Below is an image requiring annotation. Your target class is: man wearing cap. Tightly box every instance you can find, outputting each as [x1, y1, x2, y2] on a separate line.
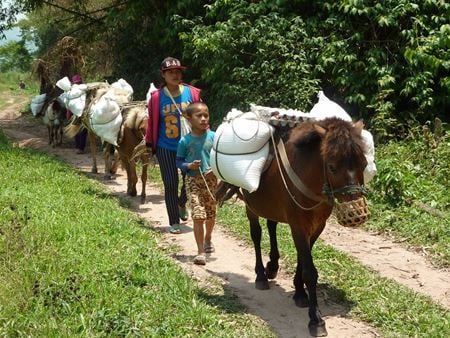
[145, 57, 202, 234]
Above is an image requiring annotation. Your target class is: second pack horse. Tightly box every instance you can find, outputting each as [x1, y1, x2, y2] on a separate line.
[217, 117, 370, 337]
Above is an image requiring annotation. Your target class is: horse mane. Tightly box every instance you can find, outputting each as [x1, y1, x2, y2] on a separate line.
[288, 117, 366, 162]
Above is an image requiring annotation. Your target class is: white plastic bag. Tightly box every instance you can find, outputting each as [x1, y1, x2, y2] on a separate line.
[309, 91, 352, 122]
[211, 113, 273, 192]
[30, 94, 47, 116]
[56, 76, 71, 91]
[211, 143, 269, 193]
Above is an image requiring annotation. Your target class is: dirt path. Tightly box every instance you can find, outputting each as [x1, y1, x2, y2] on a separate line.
[1, 104, 449, 338]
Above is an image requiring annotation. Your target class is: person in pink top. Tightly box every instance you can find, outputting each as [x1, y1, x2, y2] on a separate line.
[145, 57, 202, 234]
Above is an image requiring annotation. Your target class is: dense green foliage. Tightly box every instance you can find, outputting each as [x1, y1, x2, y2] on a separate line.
[368, 123, 450, 266]
[0, 40, 32, 72]
[0, 140, 274, 337]
[5, 0, 449, 138]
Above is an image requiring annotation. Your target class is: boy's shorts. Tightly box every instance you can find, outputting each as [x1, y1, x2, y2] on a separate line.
[186, 171, 217, 220]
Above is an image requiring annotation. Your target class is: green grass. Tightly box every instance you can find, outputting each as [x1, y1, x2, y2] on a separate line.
[0, 71, 39, 110]
[366, 128, 450, 267]
[0, 138, 274, 337]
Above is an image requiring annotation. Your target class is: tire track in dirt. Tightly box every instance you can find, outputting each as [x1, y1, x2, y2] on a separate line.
[1, 107, 448, 337]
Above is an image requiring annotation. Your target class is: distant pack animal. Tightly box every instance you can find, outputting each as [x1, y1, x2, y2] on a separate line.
[104, 102, 150, 203]
[43, 99, 66, 147]
[65, 83, 122, 176]
[216, 117, 370, 337]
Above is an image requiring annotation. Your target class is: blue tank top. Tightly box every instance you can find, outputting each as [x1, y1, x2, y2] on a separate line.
[157, 85, 193, 151]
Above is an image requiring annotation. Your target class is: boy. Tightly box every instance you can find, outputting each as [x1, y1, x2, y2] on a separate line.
[176, 102, 217, 265]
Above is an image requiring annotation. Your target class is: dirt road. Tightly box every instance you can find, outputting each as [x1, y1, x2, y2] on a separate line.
[1, 102, 448, 338]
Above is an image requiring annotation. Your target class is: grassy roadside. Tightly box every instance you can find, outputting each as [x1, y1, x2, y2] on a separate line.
[0, 72, 38, 111]
[0, 133, 275, 337]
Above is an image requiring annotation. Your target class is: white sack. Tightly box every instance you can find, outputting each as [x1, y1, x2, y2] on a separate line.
[361, 129, 377, 184]
[146, 83, 158, 103]
[65, 84, 88, 117]
[111, 79, 133, 103]
[309, 91, 352, 122]
[30, 94, 46, 116]
[212, 113, 273, 192]
[214, 117, 273, 155]
[211, 143, 270, 193]
[56, 76, 71, 91]
[91, 113, 123, 146]
[90, 95, 121, 124]
[89, 95, 122, 145]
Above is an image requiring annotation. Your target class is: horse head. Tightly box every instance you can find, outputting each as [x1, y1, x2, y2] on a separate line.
[315, 118, 369, 226]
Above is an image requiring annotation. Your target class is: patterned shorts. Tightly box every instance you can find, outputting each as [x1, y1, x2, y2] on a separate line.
[186, 171, 217, 220]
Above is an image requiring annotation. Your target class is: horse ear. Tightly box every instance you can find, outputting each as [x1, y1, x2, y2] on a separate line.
[354, 120, 364, 134]
[313, 124, 327, 137]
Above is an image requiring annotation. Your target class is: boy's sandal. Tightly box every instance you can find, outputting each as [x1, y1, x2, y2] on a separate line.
[179, 209, 189, 222]
[193, 254, 206, 265]
[204, 242, 215, 253]
[169, 224, 181, 234]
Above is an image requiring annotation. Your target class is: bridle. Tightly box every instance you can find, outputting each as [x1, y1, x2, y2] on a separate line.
[270, 130, 367, 210]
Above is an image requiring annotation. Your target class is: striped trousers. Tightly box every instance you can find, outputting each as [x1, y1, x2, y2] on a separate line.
[156, 147, 187, 225]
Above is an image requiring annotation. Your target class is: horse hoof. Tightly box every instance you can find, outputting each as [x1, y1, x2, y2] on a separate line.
[255, 280, 270, 290]
[91, 168, 98, 174]
[265, 261, 279, 279]
[293, 294, 309, 308]
[140, 196, 146, 204]
[308, 321, 327, 337]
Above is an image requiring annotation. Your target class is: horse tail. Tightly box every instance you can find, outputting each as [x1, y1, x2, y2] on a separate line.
[64, 118, 83, 138]
[130, 139, 151, 163]
[215, 181, 242, 207]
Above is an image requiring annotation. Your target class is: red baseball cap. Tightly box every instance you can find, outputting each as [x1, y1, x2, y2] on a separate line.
[160, 57, 187, 71]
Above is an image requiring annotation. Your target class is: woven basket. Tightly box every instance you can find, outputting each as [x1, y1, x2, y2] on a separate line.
[334, 196, 370, 227]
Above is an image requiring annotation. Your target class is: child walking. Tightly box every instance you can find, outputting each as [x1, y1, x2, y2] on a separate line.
[176, 102, 217, 265]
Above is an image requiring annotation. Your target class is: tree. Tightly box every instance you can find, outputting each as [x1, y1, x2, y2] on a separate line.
[0, 39, 32, 72]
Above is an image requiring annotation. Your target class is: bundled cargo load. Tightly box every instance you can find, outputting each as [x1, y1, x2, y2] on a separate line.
[30, 94, 47, 116]
[213, 91, 377, 193]
[211, 109, 274, 193]
[56, 76, 134, 145]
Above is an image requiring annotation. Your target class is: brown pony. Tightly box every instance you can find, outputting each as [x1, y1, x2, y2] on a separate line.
[217, 117, 369, 337]
[104, 102, 150, 203]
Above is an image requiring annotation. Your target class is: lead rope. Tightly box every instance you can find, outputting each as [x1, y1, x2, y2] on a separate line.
[269, 129, 324, 211]
[199, 169, 216, 201]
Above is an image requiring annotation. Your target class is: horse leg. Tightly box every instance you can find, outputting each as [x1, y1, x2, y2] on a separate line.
[265, 219, 279, 279]
[47, 125, 52, 145]
[293, 255, 309, 308]
[51, 125, 56, 147]
[247, 208, 269, 290]
[58, 126, 63, 145]
[88, 131, 97, 173]
[129, 160, 138, 196]
[140, 162, 148, 204]
[292, 234, 327, 337]
[103, 144, 115, 179]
